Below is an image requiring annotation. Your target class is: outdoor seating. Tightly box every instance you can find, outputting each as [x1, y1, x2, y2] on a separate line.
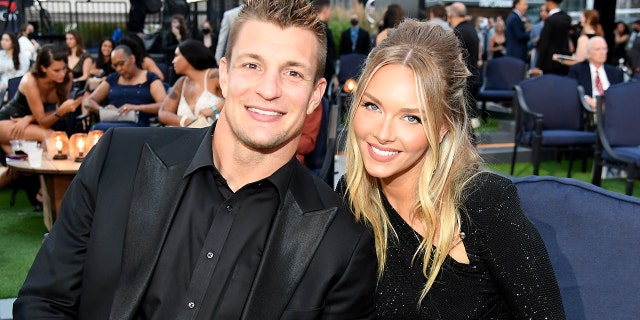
[476, 56, 527, 121]
[514, 175, 640, 319]
[591, 81, 640, 196]
[511, 75, 595, 177]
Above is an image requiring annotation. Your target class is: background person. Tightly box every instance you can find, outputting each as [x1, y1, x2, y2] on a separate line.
[488, 20, 507, 59]
[65, 30, 92, 81]
[339, 13, 371, 56]
[18, 23, 39, 62]
[0, 32, 30, 94]
[158, 40, 224, 127]
[375, 3, 405, 46]
[119, 34, 165, 81]
[339, 19, 565, 319]
[194, 20, 218, 61]
[85, 44, 166, 131]
[533, 0, 572, 75]
[13, 0, 377, 318]
[612, 21, 631, 65]
[552, 9, 604, 67]
[505, 0, 530, 62]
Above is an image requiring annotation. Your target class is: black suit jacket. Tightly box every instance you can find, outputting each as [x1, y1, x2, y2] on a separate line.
[567, 60, 624, 96]
[536, 10, 572, 75]
[505, 11, 530, 62]
[13, 126, 377, 319]
[339, 27, 371, 56]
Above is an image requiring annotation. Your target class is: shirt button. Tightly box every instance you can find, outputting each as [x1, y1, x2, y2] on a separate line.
[226, 205, 232, 212]
[188, 302, 195, 309]
[206, 252, 214, 259]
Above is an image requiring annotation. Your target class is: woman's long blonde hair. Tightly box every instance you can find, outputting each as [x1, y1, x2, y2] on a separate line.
[344, 19, 482, 303]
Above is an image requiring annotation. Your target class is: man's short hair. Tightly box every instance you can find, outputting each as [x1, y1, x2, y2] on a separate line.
[226, 0, 327, 82]
[512, 0, 522, 9]
[547, 0, 563, 4]
[311, 0, 330, 14]
[430, 4, 447, 20]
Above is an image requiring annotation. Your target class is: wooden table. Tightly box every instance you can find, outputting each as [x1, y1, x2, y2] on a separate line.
[7, 155, 81, 230]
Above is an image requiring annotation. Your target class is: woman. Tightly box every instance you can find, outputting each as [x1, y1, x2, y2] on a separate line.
[162, 14, 188, 65]
[339, 19, 565, 319]
[158, 40, 223, 127]
[612, 21, 631, 65]
[0, 44, 82, 153]
[120, 35, 165, 81]
[89, 38, 115, 79]
[489, 20, 506, 59]
[375, 4, 405, 46]
[555, 10, 603, 67]
[195, 20, 217, 60]
[85, 44, 165, 131]
[65, 30, 92, 81]
[0, 31, 30, 93]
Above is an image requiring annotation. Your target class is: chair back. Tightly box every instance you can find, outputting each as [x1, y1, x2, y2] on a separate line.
[7, 76, 22, 101]
[513, 175, 640, 319]
[516, 75, 583, 130]
[602, 81, 640, 146]
[482, 56, 527, 90]
[337, 53, 367, 84]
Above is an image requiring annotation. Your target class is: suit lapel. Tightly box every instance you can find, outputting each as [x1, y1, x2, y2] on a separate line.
[241, 171, 338, 319]
[109, 143, 191, 319]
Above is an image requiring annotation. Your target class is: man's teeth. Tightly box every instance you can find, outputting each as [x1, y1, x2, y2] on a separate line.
[371, 145, 398, 156]
[248, 107, 282, 116]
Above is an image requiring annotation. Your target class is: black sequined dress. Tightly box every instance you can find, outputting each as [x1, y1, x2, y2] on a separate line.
[376, 172, 565, 319]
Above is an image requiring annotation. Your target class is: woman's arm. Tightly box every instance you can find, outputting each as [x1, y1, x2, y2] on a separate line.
[77, 55, 93, 81]
[158, 77, 185, 126]
[122, 79, 166, 115]
[85, 80, 110, 114]
[143, 57, 165, 81]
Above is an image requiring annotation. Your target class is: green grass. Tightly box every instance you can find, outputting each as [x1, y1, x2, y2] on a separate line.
[489, 159, 640, 197]
[0, 189, 47, 299]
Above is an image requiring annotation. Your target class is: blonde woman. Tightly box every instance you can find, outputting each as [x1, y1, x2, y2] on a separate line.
[338, 19, 565, 319]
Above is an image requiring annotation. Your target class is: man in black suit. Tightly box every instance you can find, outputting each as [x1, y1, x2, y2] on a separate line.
[339, 13, 371, 56]
[568, 36, 624, 110]
[533, 0, 571, 75]
[13, 0, 377, 319]
[505, 0, 530, 62]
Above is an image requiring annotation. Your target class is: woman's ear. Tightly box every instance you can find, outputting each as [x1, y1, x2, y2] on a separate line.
[439, 126, 449, 143]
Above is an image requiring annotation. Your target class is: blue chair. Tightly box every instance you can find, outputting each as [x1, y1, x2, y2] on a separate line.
[7, 75, 22, 101]
[513, 175, 640, 319]
[591, 81, 640, 196]
[511, 75, 595, 177]
[476, 56, 527, 121]
[337, 53, 367, 85]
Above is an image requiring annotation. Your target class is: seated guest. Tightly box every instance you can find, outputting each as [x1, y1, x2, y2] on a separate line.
[0, 31, 30, 94]
[65, 30, 92, 81]
[119, 35, 165, 81]
[0, 45, 82, 153]
[85, 44, 166, 131]
[87, 38, 115, 92]
[158, 40, 223, 128]
[568, 36, 623, 110]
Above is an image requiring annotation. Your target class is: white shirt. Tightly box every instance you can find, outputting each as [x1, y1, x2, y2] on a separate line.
[548, 8, 561, 17]
[0, 50, 30, 88]
[18, 36, 37, 61]
[589, 63, 610, 97]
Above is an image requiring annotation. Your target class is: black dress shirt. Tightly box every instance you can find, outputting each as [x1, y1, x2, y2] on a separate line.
[139, 128, 295, 319]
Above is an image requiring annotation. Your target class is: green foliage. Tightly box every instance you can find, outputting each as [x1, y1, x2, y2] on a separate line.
[0, 190, 47, 298]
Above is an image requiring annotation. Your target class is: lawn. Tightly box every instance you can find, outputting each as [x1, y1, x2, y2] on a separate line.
[0, 189, 47, 299]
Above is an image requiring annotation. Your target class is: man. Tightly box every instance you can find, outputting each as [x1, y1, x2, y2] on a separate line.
[505, 0, 530, 62]
[13, 0, 377, 319]
[215, 0, 246, 65]
[528, 4, 548, 70]
[429, 4, 452, 32]
[339, 13, 371, 56]
[533, 0, 571, 75]
[18, 23, 39, 62]
[568, 36, 623, 110]
[448, 2, 480, 122]
[314, 0, 337, 96]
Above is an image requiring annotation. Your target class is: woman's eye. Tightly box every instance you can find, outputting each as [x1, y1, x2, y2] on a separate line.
[361, 102, 379, 111]
[404, 115, 422, 124]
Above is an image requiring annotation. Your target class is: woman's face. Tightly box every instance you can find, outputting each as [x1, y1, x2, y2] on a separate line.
[100, 41, 113, 57]
[616, 23, 625, 33]
[495, 23, 505, 34]
[171, 19, 180, 29]
[111, 49, 136, 79]
[65, 34, 77, 49]
[353, 64, 431, 183]
[1, 34, 11, 50]
[43, 60, 68, 83]
[172, 48, 188, 74]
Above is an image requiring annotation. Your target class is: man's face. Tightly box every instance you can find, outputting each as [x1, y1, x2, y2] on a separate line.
[588, 38, 608, 66]
[516, 0, 528, 15]
[218, 20, 326, 152]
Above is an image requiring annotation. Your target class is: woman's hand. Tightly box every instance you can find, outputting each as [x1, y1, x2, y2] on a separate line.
[59, 96, 83, 115]
[198, 107, 214, 118]
[9, 116, 31, 140]
[118, 104, 136, 115]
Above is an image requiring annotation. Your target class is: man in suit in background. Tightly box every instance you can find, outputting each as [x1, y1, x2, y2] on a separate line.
[339, 13, 371, 56]
[13, 0, 377, 318]
[215, 0, 246, 65]
[533, 0, 571, 75]
[568, 36, 623, 110]
[506, 0, 530, 62]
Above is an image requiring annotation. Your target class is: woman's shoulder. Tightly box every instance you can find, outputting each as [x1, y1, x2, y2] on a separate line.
[461, 171, 520, 218]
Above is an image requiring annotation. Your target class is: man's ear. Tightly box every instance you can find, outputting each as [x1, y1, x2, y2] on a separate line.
[307, 78, 327, 115]
[219, 57, 229, 99]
